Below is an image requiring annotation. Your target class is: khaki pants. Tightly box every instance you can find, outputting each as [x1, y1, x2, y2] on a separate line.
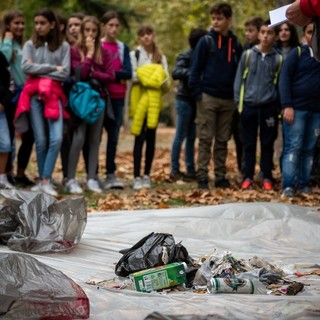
[196, 93, 234, 181]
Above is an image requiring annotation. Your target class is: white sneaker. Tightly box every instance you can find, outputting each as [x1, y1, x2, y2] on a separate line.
[66, 179, 83, 194]
[104, 174, 124, 190]
[41, 183, 58, 197]
[31, 182, 41, 192]
[133, 177, 143, 190]
[0, 174, 14, 189]
[87, 179, 102, 193]
[142, 175, 151, 189]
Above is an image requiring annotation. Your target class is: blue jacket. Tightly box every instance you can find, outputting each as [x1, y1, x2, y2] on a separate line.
[188, 29, 242, 100]
[279, 45, 320, 112]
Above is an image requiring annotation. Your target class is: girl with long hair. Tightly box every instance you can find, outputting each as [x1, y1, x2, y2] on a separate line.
[66, 16, 114, 194]
[101, 11, 132, 190]
[14, 8, 70, 196]
[0, 10, 36, 187]
[129, 24, 169, 190]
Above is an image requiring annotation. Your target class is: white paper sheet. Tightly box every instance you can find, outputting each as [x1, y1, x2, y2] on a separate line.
[269, 4, 290, 27]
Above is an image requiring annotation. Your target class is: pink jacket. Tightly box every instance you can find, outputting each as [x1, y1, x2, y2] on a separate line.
[301, 0, 320, 17]
[14, 77, 68, 133]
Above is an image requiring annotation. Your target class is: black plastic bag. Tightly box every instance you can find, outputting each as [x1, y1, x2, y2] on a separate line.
[0, 189, 87, 253]
[0, 253, 90, 319]
[115, 232, 194, 277]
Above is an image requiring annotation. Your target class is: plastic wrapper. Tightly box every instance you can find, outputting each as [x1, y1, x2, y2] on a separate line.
[0, 253, 90, 319]
[0, 189, 87, 253]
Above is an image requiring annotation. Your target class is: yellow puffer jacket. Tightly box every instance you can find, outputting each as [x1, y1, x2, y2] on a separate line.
[129, 63, 169, 136]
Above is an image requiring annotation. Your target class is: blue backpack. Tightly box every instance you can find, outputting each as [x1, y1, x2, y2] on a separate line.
[69, 67, 105, 124]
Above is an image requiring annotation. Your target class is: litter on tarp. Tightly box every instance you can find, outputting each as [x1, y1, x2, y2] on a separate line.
[0, 189, 87, 253]
[0, 253, 90, 319]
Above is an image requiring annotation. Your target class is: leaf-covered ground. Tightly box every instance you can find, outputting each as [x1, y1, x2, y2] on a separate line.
[25, 127, 320, 211]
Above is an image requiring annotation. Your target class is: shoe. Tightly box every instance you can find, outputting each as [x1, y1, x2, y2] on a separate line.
[262, 179, 273, 191]
[297, 186, 311, 195]
[183, 172, 197, 182]
[142, 175, 151, 189]
[170, 171, 186, 181]
[31, 182, 41, 192]
[66, 179, 83, 194]
[198, 178, 209, 190]
[133, 177, 143, 190]
[6, 174, 16, 186]
[281, 187, 295, 198]
[104, 174, 124, 190]
[0, 174, 14, 189]
[215, 178, 231, 188]
[15, 175, 35, 187]
[40, 183, 58, 197]
[241, 178, 253, 190]
[87, 179, 102, 193]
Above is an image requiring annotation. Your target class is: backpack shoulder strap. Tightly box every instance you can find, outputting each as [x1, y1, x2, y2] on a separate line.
[238, 49, 252, 113]
[204, 34, 215, 54]
[135, 49, 140, 63]
[273, 52, 283, 85]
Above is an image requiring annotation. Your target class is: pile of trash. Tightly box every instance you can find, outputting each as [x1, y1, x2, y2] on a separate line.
[89, 233, 308, 296]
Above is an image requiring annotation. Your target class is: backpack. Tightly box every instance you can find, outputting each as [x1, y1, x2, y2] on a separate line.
[238, 49, 283, 113]
[69, 67, 105, 124]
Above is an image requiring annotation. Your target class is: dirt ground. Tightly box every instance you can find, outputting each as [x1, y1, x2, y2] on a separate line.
[18, 125, 320, 211]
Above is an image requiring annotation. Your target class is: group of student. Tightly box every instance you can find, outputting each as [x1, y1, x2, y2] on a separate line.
[170, 2, 320, 199]
[0, 8, 169, 196]
[1, 3, 320, 200]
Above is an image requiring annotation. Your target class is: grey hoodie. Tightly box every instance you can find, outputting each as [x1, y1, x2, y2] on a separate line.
[21, 40, 70, 81]
[234, 45, 281, 107]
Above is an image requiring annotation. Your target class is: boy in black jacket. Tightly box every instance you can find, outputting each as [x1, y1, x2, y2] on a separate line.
[170, 28, 207, 182]
[189, 3, 242, 190]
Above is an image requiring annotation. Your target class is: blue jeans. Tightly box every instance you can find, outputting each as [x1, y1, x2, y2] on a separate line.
[0, 110, 11, 153]
[282, 110, 320, 189]
[171, 98, 196, 175]
[30, 96, 63, 180]
[104, 98, 124, 174]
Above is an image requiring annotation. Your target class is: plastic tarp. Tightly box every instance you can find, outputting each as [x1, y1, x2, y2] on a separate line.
[0, 202, 319, 319]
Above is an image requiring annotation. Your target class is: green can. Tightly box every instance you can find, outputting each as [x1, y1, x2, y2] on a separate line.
[207, 277, 254, 294]
[129, 262, 187, 292]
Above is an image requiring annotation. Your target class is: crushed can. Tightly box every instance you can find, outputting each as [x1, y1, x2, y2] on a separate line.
[207, 277, 254, 294]
[129, 262, 187, 293]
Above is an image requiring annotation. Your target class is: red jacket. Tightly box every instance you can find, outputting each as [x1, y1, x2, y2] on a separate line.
[14, 77, 68, 133]
[301, 0, 320, 17]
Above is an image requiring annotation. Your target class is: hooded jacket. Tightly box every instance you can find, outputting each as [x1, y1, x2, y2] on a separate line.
[279, 45, 320, 112]
[188, 29, 242, 100]
[129, 63, 168, 135]
[14, 77, 68, 133]
[234, 46, 281, 108]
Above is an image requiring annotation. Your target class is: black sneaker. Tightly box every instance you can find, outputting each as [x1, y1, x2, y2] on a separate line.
[198, 178, 209, 190]
[215, 178, 231, 189]
[170, 171, 186, 181]
[15, 175, 35, 187]
[183, 172, 197, 182]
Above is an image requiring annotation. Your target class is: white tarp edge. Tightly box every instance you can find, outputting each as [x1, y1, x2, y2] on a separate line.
[0, 202, 320, 319]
